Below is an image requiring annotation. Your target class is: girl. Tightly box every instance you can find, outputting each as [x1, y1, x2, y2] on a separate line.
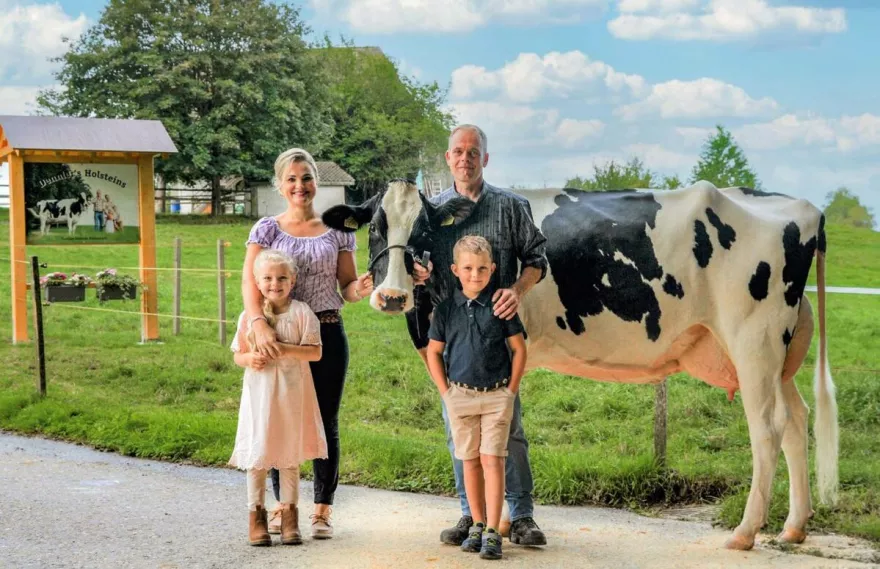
[229, 248, 327, 547]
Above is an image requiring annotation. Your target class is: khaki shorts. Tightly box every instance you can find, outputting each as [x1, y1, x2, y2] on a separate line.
[443, 384, 516, 460]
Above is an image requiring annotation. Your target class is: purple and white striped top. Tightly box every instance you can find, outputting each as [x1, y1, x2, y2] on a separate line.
[247, 216, 356, 313]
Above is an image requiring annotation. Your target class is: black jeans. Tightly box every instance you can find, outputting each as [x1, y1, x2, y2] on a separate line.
[272, 321, 349, 505]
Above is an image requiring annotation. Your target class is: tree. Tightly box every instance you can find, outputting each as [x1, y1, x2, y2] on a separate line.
[823, 187, 876, 228]
[565, 157, 680, 190]
[38, 0, 332, 214]
[316, 40, 453, 201]
[689, 125, 761, 189]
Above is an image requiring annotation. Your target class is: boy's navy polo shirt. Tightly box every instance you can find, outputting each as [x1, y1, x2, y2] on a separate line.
[427, 287, 525, 389]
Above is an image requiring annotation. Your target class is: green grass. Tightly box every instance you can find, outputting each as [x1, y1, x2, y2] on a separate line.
[0, 208, 878, 543]
[25, 225, 140, 244]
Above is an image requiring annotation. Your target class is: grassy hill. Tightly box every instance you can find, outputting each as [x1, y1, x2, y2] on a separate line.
[0, 208, 878, 542]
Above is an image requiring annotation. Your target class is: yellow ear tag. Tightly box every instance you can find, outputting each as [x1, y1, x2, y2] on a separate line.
[441, 215, 455, 227]
[344, 216, 359, 230]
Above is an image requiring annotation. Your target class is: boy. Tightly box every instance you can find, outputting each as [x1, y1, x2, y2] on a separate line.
[426, 235, 527, 560]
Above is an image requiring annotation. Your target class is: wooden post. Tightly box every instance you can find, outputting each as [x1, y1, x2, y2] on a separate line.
[217, 239, 226, 346]
[9, 153, 28, 343]
[654, 379, 668, 469]
[173, 237, 182, 335]
[137, 156, 160, 341]
[30, 256, 46, 396]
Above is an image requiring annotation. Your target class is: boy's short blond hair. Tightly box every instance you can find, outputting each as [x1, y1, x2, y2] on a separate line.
[453, 235, 493, 263]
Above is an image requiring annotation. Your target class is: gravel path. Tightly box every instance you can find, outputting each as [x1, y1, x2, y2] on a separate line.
[1, 432, 876, 569]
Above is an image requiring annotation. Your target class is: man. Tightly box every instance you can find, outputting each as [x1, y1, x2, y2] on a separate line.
[409, 124, 548, 547]
[93, 190, 105, 232]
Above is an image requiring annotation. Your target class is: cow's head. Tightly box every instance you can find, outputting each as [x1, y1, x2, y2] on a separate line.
[323, 179, 474, 315]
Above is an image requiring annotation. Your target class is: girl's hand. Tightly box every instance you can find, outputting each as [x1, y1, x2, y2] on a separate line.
[249, 352, 269, 371]
[252, 318, 281, 359]
[355, 272, 374, 301]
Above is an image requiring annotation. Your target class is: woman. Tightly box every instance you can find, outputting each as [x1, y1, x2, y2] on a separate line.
[242, 148, 373, 540]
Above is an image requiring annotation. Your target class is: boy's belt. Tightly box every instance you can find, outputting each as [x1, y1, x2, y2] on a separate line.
[448, 379, 509, 392]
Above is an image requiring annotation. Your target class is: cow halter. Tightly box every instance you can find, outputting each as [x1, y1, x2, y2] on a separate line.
[367, 244, 428, 274]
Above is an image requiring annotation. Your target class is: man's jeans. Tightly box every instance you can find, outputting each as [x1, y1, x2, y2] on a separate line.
[441, 391, 534, 522]
[94, 212, 104, 232]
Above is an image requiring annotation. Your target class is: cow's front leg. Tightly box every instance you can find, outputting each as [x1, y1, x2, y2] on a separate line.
[726, 353, 789, 550]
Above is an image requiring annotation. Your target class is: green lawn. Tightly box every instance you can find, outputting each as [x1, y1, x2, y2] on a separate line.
[1, 208, 879, 542]
[25, 224, 140, 245]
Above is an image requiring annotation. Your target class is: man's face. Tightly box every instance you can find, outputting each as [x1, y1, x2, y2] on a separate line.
[445, 129, 488, 187]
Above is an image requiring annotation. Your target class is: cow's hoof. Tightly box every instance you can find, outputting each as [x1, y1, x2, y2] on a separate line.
[778, 527, 807, 544]
[724, 534, 755, 550]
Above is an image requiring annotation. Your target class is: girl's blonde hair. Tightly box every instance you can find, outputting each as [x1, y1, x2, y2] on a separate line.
[273, 147, 319, 196]
[248, 249, 299, 346]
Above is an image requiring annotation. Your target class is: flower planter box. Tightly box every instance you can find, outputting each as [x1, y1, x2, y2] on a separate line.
[97, 284, 138, 301]
[44, 284, 86, 303]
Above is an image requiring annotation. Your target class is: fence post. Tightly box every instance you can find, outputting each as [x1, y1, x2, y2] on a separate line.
[173, 237, 182, 335]
[30, 256, 47, 397]
[217, 239, 227, 346]
[654, 379, 668, 468]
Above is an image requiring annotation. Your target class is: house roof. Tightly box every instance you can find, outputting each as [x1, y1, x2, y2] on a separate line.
[0, 115, 178, 154]
[316, 161, 355, 186]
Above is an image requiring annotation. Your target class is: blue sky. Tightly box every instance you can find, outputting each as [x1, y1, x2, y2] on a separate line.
[2, 0, 878, 225]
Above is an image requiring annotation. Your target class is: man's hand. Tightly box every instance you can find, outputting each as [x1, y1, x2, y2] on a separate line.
[492, 287, 520, 320]
[252, 319, 281, 359]
[413, 260, 433, 286]
[249, 352, 269, 371]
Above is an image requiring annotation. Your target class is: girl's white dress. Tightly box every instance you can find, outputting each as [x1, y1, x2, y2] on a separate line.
[228, 301, 328, 470]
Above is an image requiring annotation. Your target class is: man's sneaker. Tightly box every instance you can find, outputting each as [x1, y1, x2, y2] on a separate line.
[440, 515, 473, 545]
[480, 529, 503, 560]
[509, 517, 547, 546]
[460, 523, 485, 553]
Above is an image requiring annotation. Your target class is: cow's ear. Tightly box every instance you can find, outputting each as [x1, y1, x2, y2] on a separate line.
[322, 193, 380, 233]
[429, 196, 475, 228]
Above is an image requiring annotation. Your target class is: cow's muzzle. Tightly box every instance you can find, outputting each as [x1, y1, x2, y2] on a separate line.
[377, 290, 408, 314]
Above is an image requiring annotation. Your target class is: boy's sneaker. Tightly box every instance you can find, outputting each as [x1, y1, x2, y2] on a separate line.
[480, 529, 503, 560]
[509, 516, 547, 546]
[440, 515, 473, 545]
[460, 523, 485, 553]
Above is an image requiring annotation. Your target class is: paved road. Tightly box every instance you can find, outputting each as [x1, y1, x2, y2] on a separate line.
[0, 432, 876, 569]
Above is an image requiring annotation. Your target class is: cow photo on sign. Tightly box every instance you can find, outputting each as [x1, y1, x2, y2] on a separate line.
[24, 163, 139, 245]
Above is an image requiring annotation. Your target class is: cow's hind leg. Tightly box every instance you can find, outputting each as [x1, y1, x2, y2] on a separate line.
[777, 378, 812, 544]
[726, 348, 789, 550]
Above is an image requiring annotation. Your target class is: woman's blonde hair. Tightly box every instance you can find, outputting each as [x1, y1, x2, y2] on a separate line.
[248, 249, 299, 346]
[273, 147, 319, 196]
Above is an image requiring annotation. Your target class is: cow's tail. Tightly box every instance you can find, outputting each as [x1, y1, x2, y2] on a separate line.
[813, 216, 839, 506]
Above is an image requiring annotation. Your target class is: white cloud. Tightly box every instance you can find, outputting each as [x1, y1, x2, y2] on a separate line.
[622, 142, 696, 170]
[608, 0, 846, 42]
[451, 51, 646, 104]
[733, 113, 880, 152]
[0, 85, 44, 115]
[615, 78, 778, 120]
[314, 0, 607, 34]
[618, 0, 700, 12]
[556, 118, 605, 148]
[0, 2, 88, 80]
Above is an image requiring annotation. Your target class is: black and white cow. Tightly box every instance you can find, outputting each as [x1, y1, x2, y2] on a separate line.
[324, 180, 838, 551]
[28, 192, 91, 236]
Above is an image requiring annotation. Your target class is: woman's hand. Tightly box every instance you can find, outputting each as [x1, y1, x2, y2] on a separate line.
[354, 272, 374, 301]
[251, 318, 281, 359]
